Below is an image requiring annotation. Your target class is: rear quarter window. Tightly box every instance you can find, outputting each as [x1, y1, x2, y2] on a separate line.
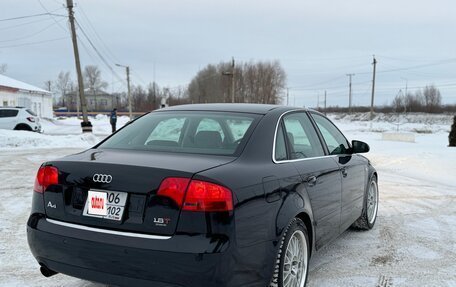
[26, 109, 37, 116]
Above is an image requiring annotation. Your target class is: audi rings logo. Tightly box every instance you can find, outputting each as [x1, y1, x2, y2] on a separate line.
[93, 174, 113, 183]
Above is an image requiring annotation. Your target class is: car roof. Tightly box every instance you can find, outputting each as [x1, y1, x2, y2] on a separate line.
[155, 103, 307, 115]
[0, 106, 24, 110]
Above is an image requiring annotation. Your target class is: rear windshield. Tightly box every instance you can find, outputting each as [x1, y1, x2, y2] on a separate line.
[98, 111, 261, 156]
[0, 109, 19, 118]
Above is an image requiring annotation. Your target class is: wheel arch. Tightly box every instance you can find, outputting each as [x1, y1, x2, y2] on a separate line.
[295, 211, 314, 257]
[275, 190, 316, 257]
[14, 123, 32, 131]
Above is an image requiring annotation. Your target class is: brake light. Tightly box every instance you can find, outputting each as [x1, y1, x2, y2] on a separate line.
[183, 180, 233, 212]
[157, 177, 191, 207]
[27, 117, 35, 123]
[33, 166, 59, 193]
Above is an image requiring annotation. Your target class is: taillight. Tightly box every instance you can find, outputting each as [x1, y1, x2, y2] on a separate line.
[27, 117, 35, 123]
[33, 166, 59, 193]
[157, 178, 233, 212]
[157, 177, 191, 208]
[183, 180, 233, 212]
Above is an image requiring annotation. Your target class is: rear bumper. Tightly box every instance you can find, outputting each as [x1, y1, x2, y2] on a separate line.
[27, 215, 233, 287]
[32, 123, 42, 132]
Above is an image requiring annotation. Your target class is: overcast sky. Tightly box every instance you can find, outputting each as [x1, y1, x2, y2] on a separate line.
[1, 0, 456, 107]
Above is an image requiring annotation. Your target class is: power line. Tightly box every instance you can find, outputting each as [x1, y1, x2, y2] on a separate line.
[37, 0, 69, 33]
[75, 19, 124, 83]
[289, 75, 346, 89]
[77, 2, 120, 64]
[354, 57, 456, 75]
[289, 80, 372, 91]
[0, 18, 66, 43]
[130, 70, 148, 86]
[77, 3, 150, 89]
[0, 12, 65, 22]
[76, 34, 99, 64]
[0, 17, 53, 31]
[0, 37, 67, 49]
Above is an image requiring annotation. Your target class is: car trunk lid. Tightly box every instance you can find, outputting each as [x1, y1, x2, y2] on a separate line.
[42, 148, 235, 236]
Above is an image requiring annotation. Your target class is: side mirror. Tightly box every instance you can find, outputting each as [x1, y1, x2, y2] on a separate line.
[352, 140, 370, 154]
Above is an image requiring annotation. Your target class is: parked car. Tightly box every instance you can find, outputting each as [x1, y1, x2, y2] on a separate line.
[0, 107, 41, 132]
[27, 104, 378, 287]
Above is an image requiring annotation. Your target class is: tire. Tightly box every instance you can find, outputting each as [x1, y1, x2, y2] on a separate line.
[14, 124, 32, 131]
[270, 218, 310, 287]
[352, 175, 379, 230]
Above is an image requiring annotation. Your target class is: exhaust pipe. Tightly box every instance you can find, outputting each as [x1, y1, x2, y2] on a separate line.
[40, 265, 58, 277]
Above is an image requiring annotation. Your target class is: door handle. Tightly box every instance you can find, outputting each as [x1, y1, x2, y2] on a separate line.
[306, 176, 317, 187]
[341, 168, 348, 178]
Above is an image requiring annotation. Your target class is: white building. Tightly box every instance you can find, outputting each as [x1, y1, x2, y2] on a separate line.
[0, 74, 53, 118]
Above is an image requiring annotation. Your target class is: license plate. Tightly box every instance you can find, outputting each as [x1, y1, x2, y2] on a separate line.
[83, 190, 128, 221]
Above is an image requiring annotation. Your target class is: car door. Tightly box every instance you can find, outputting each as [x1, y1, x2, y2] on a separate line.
[0, 109, 18, 129]
[277, 111, 342, 249]
[310, 112, 367, 232]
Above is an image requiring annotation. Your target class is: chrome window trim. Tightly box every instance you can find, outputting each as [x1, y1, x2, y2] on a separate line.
[46, 218, 172, 240]
[310, 111, 352, 152]
[272, 109, 338, 164]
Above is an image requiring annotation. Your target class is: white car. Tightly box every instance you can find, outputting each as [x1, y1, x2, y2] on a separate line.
[0, 107, 42, 132]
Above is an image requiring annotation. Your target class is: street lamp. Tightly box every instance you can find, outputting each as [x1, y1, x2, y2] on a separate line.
[401, 77, 408, 98]
[115, 63, 132, 120]
[400, 77, 408, 113]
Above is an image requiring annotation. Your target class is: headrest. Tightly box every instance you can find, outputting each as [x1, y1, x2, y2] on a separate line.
[195, 131, 222, 148]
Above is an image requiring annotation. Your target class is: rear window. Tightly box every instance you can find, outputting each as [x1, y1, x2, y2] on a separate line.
[26, 109, 37, 116]
[0, 109, 19, 118]
[99, 111, 260, 156]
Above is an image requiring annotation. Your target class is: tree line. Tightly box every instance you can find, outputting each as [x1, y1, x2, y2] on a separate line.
[5, 60, 454, 114]
[47, 60, 286, 112]
[320, 84, 455, 114]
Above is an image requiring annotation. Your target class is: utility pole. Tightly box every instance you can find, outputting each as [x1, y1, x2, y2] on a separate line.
[115, 64, 132, 120]
[153, 63, 156, 109]
[230, 58, 235, 103]
[66, 0, 91, 132]
[401, 77, 408, 113]
[324, 90, 327, 116]
[286, 88, 289, 106]
[346, 74, 355, 113]
[222, 57, 235, 103]
[370, 56, 377, 120]
[126, 66, 131, 118]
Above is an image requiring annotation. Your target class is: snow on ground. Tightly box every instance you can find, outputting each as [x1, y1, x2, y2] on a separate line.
[41, 114, 130, 136]
[307, 129, 456, 287]
[0, 113, 455, 286]
[0, 115, 129, 150]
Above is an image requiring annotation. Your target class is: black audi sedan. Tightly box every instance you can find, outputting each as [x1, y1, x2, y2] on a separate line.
[27, 104, 378, 287]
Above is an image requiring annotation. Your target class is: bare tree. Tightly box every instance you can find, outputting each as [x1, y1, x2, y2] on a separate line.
[423, 85, 442, 113]
[0, 63, 7, 74]
[55, 71, 72, 107]
[391, 93, 405, 112]
[188, 60, 286, 104]
[83, 65, 108, 93]
[43, 80, 52, 92]
[404, 92, 423, 113]
[390, 84, 443, 113]
[147, 82, 161, 110]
